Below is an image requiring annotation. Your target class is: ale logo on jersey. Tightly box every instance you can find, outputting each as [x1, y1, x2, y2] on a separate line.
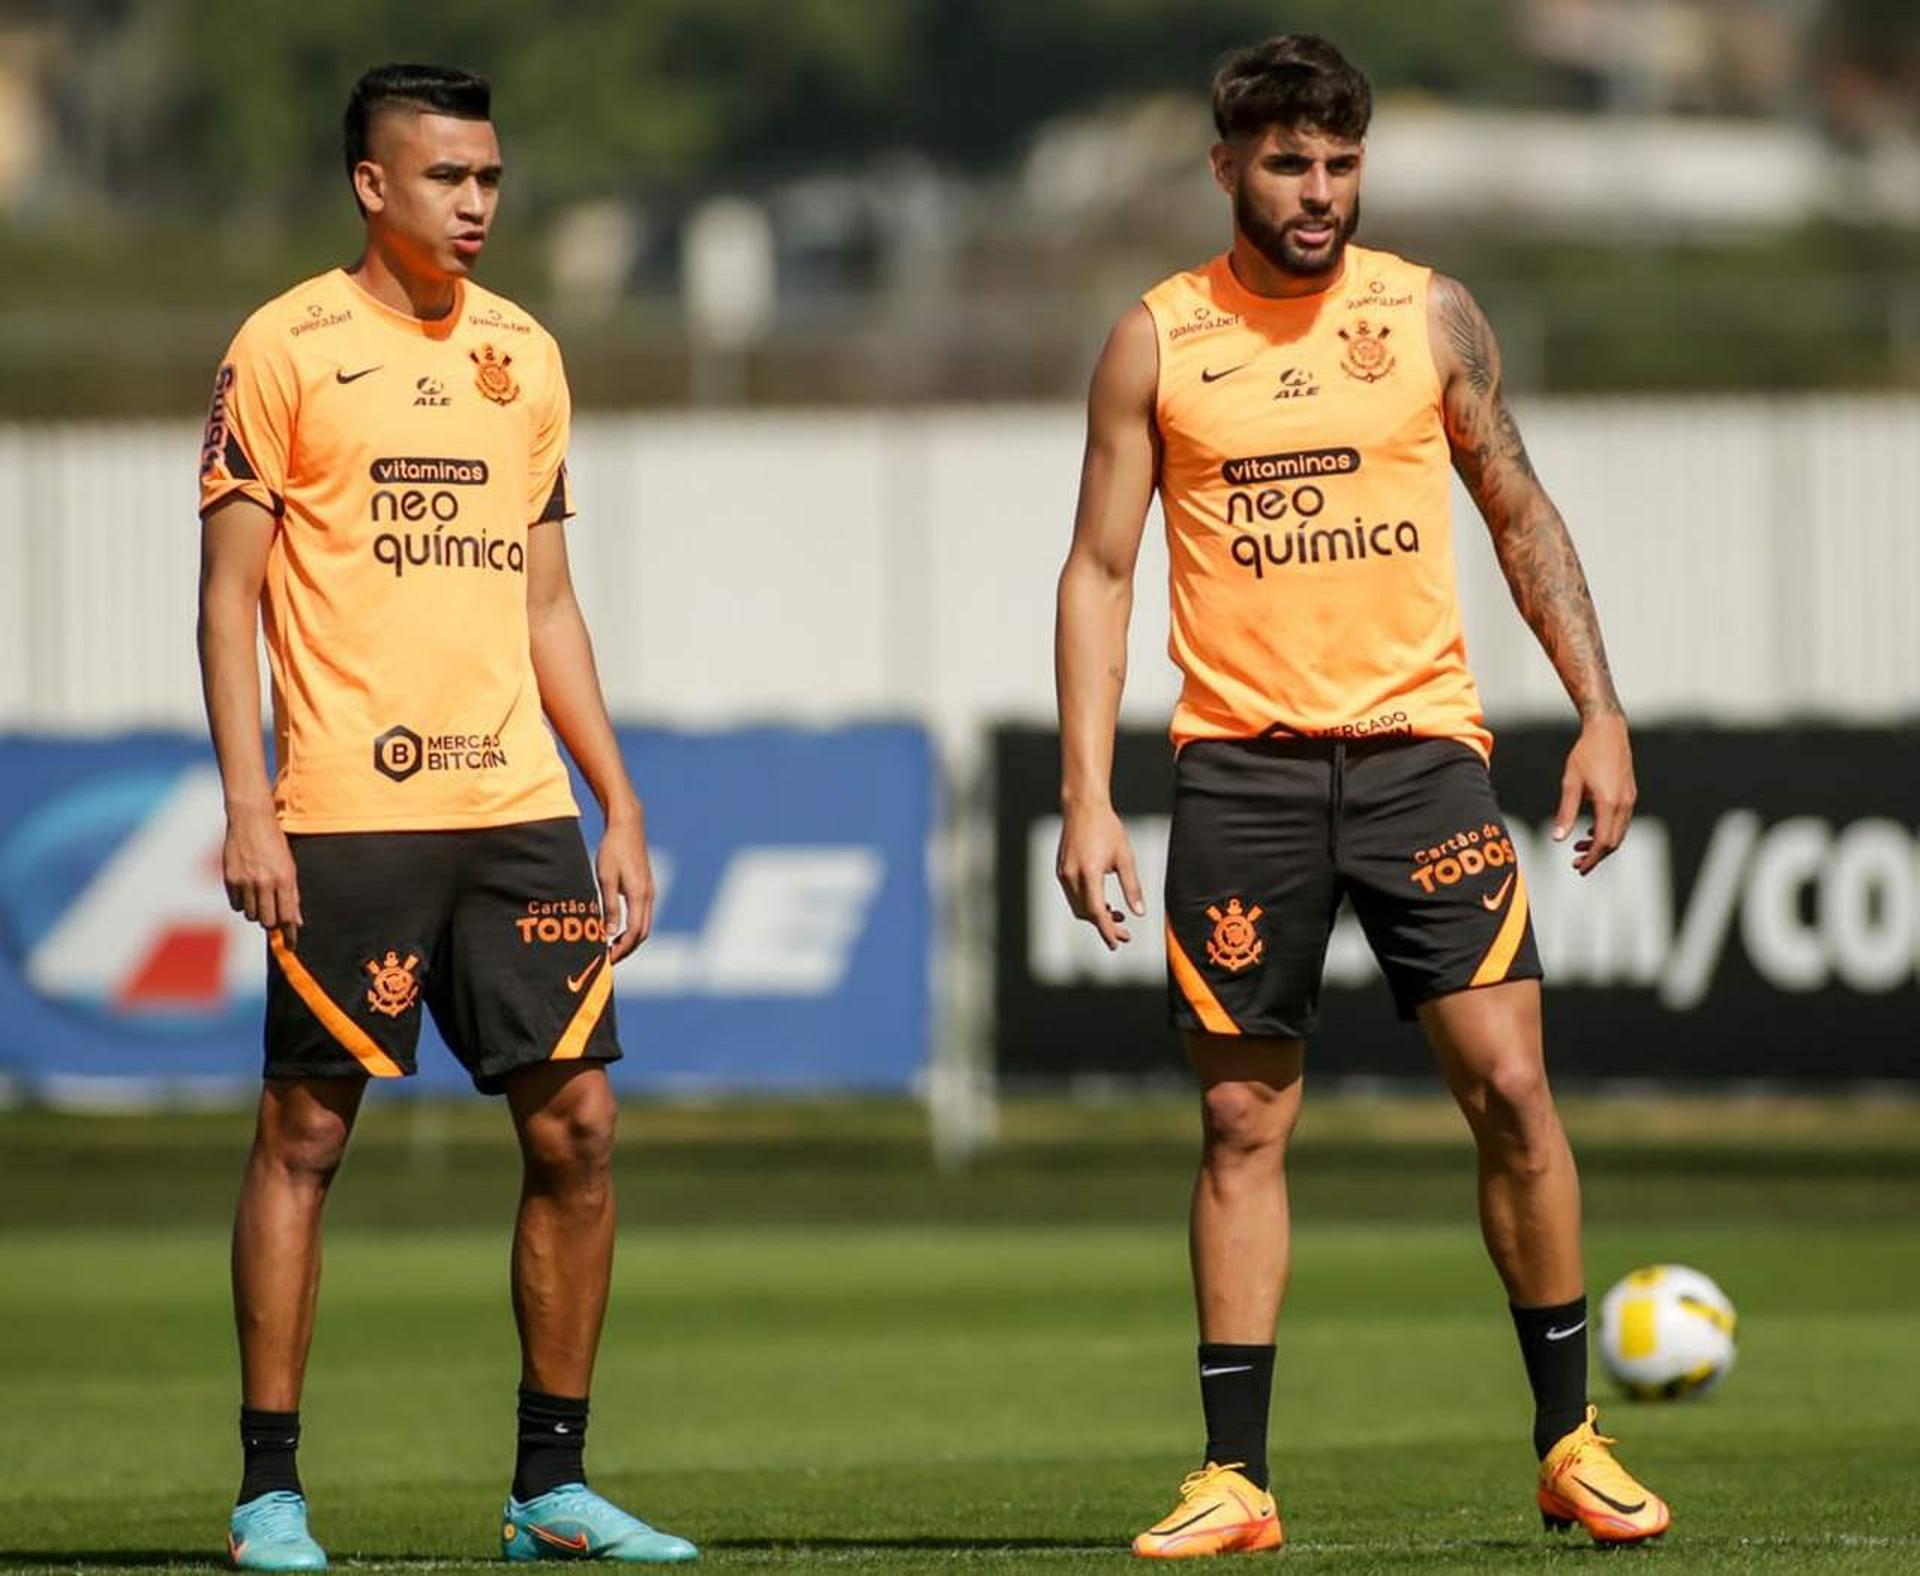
[1273, 366, 1320, 401]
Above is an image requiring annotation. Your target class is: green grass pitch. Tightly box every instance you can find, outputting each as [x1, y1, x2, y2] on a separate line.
[1, 1095, 1916, 1573]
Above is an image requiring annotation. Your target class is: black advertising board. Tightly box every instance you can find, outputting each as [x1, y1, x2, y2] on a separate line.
[993, 723, 1919, 1083]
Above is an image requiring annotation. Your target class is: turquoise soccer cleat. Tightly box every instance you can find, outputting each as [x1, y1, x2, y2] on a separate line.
[502, 1484, 698, 1563]
[228, 1491, 328, 1571]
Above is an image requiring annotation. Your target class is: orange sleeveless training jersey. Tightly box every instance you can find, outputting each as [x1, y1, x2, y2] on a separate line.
[1143, 246, 1492, 761]
[199, 270, 579, 833]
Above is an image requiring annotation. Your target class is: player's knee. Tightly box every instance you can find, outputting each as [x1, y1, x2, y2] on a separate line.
[1479, 1054, 1551, 1122]
[256, 1110, 351, 1187]
[1466, 1056, 1560, 1165]
[522, 1092, 616, 1185]
[1200, 1081, 1290, 1165]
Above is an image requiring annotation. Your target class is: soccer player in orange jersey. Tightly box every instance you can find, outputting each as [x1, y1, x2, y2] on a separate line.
[198, 66, 693, 1567]
[1054, 36, 1669, 1557]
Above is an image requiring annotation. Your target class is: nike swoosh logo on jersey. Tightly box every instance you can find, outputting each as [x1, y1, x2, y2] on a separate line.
[566, 955, 606, 994]
[1482, 873, 1516, 911]
[335, 365, 382, 384]
[1200, 363, 1249, 383]
[1545, 1320, 1586, 1341]
[1572, 1475, 1647, 1516]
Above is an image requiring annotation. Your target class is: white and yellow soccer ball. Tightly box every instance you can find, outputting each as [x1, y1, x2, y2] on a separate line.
[1597, 1265, 1738, 1400]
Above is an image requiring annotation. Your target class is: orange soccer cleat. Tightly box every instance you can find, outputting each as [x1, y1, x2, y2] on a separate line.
[1132, 1462, 1283, 1559]
[1538, 1405, 1672, 1544]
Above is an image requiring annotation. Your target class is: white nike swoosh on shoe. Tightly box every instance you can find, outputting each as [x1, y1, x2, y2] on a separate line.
[1545, 1321, 1587, 1341]
[1200, 1364, 1254, 1376]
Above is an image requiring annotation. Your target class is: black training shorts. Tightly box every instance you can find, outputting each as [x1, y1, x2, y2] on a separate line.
[264, 816, 621, 1093]
[1165, 736, 1541, 1039]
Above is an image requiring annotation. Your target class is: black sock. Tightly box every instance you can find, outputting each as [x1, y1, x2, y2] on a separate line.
[1511, 1296, 1589, 1458]
[514, 1388, 589, 1501]
[1198, 1343, 1275, 1490]
[238, 1407, 302, 1505]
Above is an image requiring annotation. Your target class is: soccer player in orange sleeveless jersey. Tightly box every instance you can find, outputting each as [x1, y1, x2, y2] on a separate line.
[197, 66, 693, 1566]
[1054, 36, 1669, 1556]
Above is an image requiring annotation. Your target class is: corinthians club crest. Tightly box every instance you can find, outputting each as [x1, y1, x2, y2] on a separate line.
[1337, 319, 1395, 383]
[470, 343, 520, 405]
[1205, 898, 1264, 973]
[364, 950, 421, 1017]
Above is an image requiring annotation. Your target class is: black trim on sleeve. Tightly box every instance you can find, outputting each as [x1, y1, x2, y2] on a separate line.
[222, 432, 259, 481]
[533, 463, 570, 525]
[200, 484, 284, 521]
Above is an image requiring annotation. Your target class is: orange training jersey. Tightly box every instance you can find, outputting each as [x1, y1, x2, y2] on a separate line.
[199, 269, 580, 832]
[1143, 245, 1492, 761]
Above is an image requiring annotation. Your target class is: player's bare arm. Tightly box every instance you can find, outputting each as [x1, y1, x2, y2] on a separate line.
[197, 495, 302, 939]
[1431, 274, 1635, 875]
[525, 520, 653, 961]
[1054, 302, 1160, 948]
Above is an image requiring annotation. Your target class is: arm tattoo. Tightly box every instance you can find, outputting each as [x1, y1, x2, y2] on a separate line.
[1439, 282, 1495, 399]
[1435, 277, 1623, 720]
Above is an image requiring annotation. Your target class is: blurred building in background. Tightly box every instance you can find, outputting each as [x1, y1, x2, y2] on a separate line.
[2, 0, 1919, 411]
[0, 0, 1913, 1113]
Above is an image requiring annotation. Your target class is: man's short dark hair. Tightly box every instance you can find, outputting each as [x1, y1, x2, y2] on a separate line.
[1211, 35, 1372, 144]
[343, 63, 492, 181]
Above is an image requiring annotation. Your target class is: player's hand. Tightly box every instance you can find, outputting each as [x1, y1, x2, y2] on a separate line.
[1553, 713, 1636, 876]
[596, 807, 654, 964]
[223, 801, 303, 943]
[1056, 800, 1146, 950]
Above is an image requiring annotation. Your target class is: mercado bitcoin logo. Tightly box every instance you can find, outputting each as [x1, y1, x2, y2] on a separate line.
[374, 725, 508, 781]
[372, 725, 423, 782]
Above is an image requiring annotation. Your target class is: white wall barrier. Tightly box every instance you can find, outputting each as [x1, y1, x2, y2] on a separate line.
[1, 398, 1916, 738]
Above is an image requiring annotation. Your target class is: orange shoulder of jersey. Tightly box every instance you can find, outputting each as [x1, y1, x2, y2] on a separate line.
[199, 270, 579, 833]
[1141, 245, 1490, 762]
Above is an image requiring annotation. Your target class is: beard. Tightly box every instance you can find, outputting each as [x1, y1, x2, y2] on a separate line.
[1234, 185, 1359, 279]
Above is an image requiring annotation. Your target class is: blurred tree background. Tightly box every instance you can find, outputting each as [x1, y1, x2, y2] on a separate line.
[2, 0, 1917, 412]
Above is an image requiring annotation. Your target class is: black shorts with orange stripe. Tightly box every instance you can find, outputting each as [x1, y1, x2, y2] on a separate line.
[1165, 736, 1541, 1039]
[265, 817, 621, 1094]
